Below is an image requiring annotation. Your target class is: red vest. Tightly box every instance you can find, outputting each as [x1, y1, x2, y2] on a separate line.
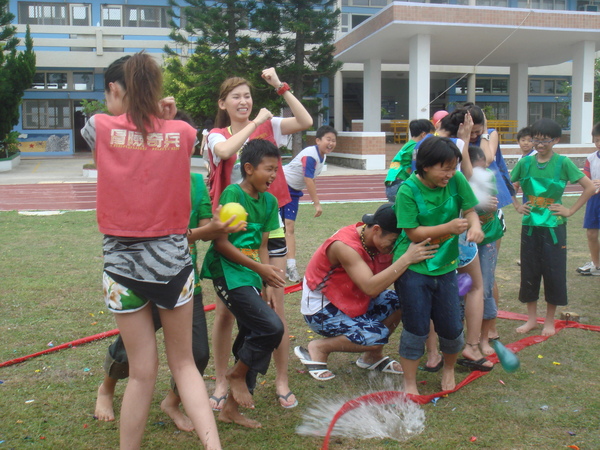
[207, 120, 291, 210]
[305, 223, 392, 318]
[94, 114, 195, 237]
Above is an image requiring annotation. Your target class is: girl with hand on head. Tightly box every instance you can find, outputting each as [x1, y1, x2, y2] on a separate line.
[206, 67, 312, 413]
[82, 52, 221, 449]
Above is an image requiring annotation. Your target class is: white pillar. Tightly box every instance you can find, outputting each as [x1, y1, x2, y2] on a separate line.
[363, 59, 381, 132]
[571, 40, 595, 144]
[334, 70, 343, 132]
[408, 34, 430, 120]
[509, 63, 529, 130]
[467, 73, 476, 104]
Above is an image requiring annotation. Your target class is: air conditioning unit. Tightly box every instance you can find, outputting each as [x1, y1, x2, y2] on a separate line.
[578, 4, 599, 11]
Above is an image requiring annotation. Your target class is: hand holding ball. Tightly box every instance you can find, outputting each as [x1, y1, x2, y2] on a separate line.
[219, 202, 248, 227]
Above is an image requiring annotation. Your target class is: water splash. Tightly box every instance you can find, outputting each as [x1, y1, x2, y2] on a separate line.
[296, 377, 425, 442]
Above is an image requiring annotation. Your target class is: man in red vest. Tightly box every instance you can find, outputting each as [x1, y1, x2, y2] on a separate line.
[294, 203, 437, 381]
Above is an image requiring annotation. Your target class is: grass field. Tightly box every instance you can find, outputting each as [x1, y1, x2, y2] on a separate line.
[1, 198, 599, 449]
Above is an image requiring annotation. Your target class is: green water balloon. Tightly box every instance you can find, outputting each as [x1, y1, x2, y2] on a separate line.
[491, 340, 520, 373]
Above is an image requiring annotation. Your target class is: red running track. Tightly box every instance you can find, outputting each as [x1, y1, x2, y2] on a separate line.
[0, 175, 585, 212]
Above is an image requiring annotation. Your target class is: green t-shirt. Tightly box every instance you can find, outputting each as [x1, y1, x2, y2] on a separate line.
[200, 184, 280, 289]
[189, 173, 213, 295]
[385, 140, 416, 184]
[511, 153, 584, 226]
[393, 171, 478, 276]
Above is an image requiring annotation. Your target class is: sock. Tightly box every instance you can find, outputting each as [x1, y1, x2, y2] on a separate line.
[287, 259, 296, 269]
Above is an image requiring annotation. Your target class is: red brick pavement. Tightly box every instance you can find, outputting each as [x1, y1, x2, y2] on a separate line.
[0, 174, 584, 212]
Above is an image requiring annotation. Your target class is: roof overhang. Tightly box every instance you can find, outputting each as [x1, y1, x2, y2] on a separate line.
[334, 2, 600, 68]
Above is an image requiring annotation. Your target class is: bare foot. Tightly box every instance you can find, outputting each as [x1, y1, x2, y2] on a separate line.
[94, 383, 115, 421]
[424, 353, 443, 370]
[462, 343, 494, 370]
[219, 400, 261, 429]
[226, 368, 254, 409]
[480, 339, 495, 356]
[441, 365, 456, 391]
[541, 322, 556, 337]
[401, 383, 420, 396]
[160, 391, 194, 432]
[516, 321, 538, 334]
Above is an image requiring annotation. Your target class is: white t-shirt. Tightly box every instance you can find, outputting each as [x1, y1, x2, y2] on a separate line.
[207, 118, 285, 185]
[300, 278, 331, 316]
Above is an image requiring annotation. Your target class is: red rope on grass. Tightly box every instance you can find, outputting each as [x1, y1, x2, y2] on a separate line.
[0, 329, 121, 369]
[0, 282, 303, 369]
[321, 311, 600, 450]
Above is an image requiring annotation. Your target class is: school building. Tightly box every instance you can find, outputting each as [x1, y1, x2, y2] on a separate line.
[8, 0, 600, 164]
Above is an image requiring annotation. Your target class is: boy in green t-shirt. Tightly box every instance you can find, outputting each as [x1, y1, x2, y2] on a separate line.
[511, 118, 595, 337]
[393, 136, 484, 396]
[384, 119, 435, 203]
[201, 139, 285, 429]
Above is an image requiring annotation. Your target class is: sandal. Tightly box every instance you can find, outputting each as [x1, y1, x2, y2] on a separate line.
[356, 356, 403, 374]
[209, 394, 228, 411]
[277, 391, 298, 409]
[294, 346, 335, 381]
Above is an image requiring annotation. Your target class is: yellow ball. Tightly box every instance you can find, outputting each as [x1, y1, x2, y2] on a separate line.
[219, 202, 248, 226]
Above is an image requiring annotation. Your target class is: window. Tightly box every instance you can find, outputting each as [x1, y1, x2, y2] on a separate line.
[476, 0, 509, 6]
[529, 77, 569, 95]
[518, 0, 566, 9]
[528, 102, 564, 125]
[453, 77, 509, 95]
[23, 100, 72, 129]
[101, 5, 169, 28]
[29, 72, 94, 91]
[18, 2, 90, 26]
[478, 102, 509, 120]
[351, 14, 370, 28]
[342, 0, 390, 6]
[30, 72, 68, 90]
[73, 72, 94, 91]
[339, 13, 373, 33]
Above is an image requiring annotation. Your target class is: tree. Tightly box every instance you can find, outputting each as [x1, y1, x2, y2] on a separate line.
[164, 0, 341, 152]
[0, 0, 35, 157]
[164, 0, 277, 126]
[253, 0, 342, 152]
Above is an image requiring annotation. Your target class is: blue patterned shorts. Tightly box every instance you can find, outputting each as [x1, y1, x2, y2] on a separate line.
[303, 290, 400, 346]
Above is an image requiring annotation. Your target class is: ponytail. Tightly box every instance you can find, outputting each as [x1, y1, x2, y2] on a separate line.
[123, 52, 163, 141]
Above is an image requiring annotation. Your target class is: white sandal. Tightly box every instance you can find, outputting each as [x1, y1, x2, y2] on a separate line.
[294, 346, 336, 381]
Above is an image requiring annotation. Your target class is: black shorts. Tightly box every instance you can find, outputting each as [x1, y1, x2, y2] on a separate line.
[268, 237, 288, 258]
[519, 225, 567, 306]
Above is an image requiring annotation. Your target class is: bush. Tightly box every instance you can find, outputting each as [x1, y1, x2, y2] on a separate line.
[0, 131, 21, 159]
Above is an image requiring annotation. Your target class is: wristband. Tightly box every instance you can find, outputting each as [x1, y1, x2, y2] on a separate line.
[276, 82, 291, 96]
[481, 133, 490, 141]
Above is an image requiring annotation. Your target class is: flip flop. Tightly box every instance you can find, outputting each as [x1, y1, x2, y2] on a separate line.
[277, 391, 298, 409]
[209, 394, 228, 411]
[356, 356, 403, 374]
[457, 357, 494, 372]
[294, 346, 335, 381]
[420, 358, 444, 373]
